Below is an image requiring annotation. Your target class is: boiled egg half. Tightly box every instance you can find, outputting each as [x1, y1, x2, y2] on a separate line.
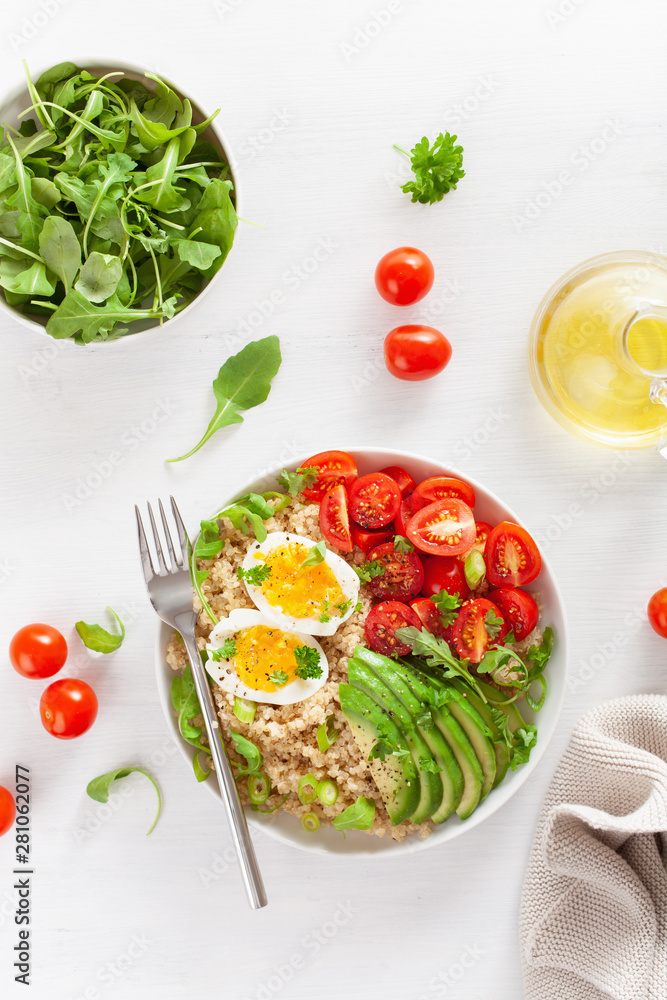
[204, 608, 329, 705]
[239, 532, 359, 636]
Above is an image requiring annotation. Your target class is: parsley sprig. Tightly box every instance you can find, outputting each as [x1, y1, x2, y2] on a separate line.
[294, 645, 323, 680]
[353, 560, 385, 584]
[237, 564, 272, 586]
[429, 589, 462, 627]
[394, 132, 465, 205]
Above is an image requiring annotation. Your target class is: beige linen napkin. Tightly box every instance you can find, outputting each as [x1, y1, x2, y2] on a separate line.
[520, 694, 667, 1000]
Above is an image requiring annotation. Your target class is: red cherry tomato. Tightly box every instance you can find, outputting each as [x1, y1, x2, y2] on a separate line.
[409, 597, 451, 639]
[422, 556, 470, 601]
[351, 525, 395, 553]
[9, 624, 68, 679]
[0, 787, 16, 838]
[384, 325, 452, 382]
[452, 598, 508, 664]
[379, 465, 416, 497]
[319, 485, 353, 552]
[300, 450, 357, 502]
[648, 588, 667, 638]
[365, 601, 421, 657]
[349, 473, 401, 529]
[395, 496, 414, 536]
[375, 247, 435, 306]
[460, 521, 492, 560]
[489, 588, 539, 642]
[407, 498, 476, 557]
[411, 476, 476, 512]
[40, 679, 98, 740]
[484, 521, 542, 588]
[367, 542, 424, 602]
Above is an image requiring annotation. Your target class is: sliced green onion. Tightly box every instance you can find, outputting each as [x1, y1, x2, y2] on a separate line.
[297, 773, 320, 805]
[317, 715, 339, 753]
[233, 697, 256, 725]
[317, 778, 339, 806]
[526, 674, 547, 712]
[464, 549, 486, 590]
[247, 773, 271, 805]
[302, 811, 320, 832]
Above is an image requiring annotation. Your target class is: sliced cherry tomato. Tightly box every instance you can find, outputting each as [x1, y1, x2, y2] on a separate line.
[489, 588, 539, 642]
[40, 679, 98, 740]
[375, 247, 435, 306]
[411, 476, 476, 512]
[0, 787, 16, 838]
[351, 525, 395, 553]
[300, 450, 357, 502]
[407, 498, 475, 557]
[319, 485, 353, 552]
[379, 465, 416, 497]
[648, 587, 667, 638]
[365, 601, 421, 657]
[367, 542, 424, 602]
[395, 496, 414, 536]
[421, 555, 470, 601]
[384, 325, 452, 382]
[484, 521, 542, 588]
[349, 473, 401, 529]
[10, 624, 68, 679]
[459, 521, 492, 561]
[452, 598, 508, 663]
[409, 596, 451, 639]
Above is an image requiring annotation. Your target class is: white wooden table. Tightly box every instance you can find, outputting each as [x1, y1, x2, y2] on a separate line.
[1, 1, 667, 997]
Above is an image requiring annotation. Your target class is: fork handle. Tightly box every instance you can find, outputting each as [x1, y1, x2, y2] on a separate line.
[180, 626, 268, 909]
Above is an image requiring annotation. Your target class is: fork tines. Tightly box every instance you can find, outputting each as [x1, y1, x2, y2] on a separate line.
[135, 497, 188, 581]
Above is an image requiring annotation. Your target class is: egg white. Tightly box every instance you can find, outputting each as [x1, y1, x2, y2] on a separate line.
[203, 608, 329, 706]
[240, 531, 360, 636]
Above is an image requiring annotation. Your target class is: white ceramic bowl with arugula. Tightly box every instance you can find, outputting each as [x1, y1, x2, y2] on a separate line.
[0, 59, 239, 343]
[154, 446, 568, 856]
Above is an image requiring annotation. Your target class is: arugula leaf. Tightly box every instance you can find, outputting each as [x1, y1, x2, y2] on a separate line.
[228, 729, 263, 775]
[484, 609, 505, 640]
[300, 540, 326, 569]
[395, 626, 487, 702]
[332, 796, 376, 832]
[74, 252, 122, 302]
[429, 589, 462, 627]
[510, 725, 538, 770]
[86, 767, 162, 835]
[75, 607, 125, 653]
[195, 519, 224, 559]
[237, 564, 272, 586]
[38, 215, 80, 288]
[170, 665, 211, 782]
[294, 645, 323, 680]
[526, 628, 554, 677]
[0, 259, 54, 296]
[393, 535, 414, 553]
[269, 670, 289, 687]
[353, 560, 386, 584]
[491, 708, 513, 748]
[167, 336, 282, 462]
[277, 466, 318, 498]
[394, 132, 465, 204]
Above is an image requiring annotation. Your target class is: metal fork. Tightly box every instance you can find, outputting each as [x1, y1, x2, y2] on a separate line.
[135, 496, 268, 910]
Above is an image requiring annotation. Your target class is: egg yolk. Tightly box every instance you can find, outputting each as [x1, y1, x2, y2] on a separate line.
[256, 543, 346, 619]
[234, 624, 305, 692]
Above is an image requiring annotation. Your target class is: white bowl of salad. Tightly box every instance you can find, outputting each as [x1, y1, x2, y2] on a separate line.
[155, 447, 567, 855]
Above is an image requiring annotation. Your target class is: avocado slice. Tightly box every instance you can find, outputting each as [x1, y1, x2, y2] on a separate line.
[373, 656, 464, 823]
[338, 683, 419, 825]
[347, 657, 443, 824]
[450, 680, 510, 787]
[430, 704, 484, 819]
[444, 690, 496, 799]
